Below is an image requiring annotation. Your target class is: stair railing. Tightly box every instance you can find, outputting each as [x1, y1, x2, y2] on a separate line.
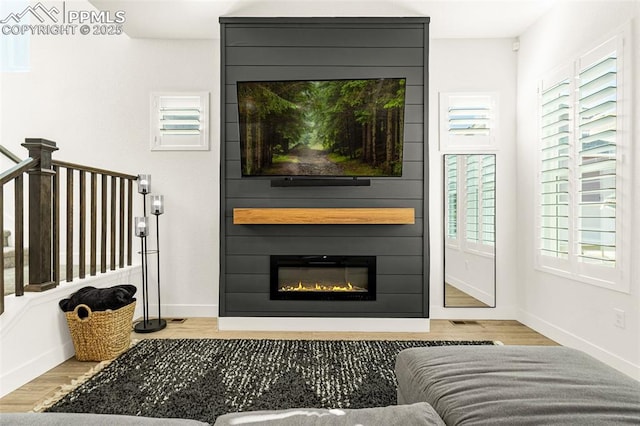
[0, 155, 37, 310]
[0, 139, 138, 315]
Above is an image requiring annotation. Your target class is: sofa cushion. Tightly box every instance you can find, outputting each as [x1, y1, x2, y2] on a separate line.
[0, 413, 210, 425]
[213, 402, 445, 425]
[395, 345, 640, 425]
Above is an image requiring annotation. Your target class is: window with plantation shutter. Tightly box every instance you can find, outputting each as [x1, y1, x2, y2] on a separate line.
[439, 92, 498, 151]
[445, 154, 496, 255]
[537, 28, 630, 292]
[150, 92, 210, 151]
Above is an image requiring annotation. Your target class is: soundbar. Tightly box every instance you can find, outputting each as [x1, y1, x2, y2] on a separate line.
[270, 178, 371, 187]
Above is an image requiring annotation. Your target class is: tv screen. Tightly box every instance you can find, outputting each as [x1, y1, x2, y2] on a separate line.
[237, 78, 406, 177]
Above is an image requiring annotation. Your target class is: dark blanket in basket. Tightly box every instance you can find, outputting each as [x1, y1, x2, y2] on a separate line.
[59, 285, 137, 314]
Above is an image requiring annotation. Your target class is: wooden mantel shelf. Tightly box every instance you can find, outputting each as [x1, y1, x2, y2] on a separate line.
[233, 208, 415, 225]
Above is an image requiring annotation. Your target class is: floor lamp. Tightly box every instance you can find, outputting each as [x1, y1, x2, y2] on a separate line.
[134, 174, 167, 333]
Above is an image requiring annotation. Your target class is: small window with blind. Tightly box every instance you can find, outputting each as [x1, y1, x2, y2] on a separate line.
[439, 92, 498, 151]
[537, 28, 631, 292]
[150, 92, 210, 151]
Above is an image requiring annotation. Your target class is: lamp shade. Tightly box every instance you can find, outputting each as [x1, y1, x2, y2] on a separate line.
[151, 195, 164, 215]
[135, 216, 149, 237]
[138, 174, 151, 194]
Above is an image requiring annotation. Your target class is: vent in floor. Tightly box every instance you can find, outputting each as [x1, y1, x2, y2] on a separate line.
[170, 318, 186, 323]
[449, 320, 481, 326]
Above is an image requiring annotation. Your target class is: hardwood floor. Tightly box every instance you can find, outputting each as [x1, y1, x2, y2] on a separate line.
[0, 317, 557, 413]
[444, 283, 491, 307]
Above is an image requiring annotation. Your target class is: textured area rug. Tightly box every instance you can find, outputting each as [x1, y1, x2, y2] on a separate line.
[45, 338, 495, 423]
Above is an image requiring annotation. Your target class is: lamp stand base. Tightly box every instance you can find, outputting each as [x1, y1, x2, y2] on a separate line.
[134, 318, 167, 333]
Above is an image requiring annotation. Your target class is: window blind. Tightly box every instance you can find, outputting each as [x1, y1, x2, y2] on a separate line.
[158, 96, 202, 136]
[439, 93, 497, 151]
[481, 155, 496, 245]
[465, 156, 479, 243]
[577, 51, 617, 266]
[540, 79, 571, 259]
[448, 106, 491, 136]
[446, 155, 458, 239]
[151, 91, 209, 151]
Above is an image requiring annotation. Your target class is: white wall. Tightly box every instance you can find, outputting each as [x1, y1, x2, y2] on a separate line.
[516, 1, 640, 379]
[429, 38, 518, 319]
[445, 247, 495, 306]
[0, 4, 220, 318]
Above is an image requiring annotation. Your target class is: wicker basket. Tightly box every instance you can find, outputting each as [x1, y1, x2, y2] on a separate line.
[65, 302, 135, 361]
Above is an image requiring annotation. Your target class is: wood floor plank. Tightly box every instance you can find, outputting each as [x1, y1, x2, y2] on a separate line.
[0, 318, 557, 412]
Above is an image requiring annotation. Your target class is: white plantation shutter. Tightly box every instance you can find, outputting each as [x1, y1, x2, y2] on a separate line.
[445, 155, 458, 241]
[448, 106, 490, 136]
[150, 92, 209, 151]
[481, 155, 496, 246]
[439, 93, 498, 150]
[446, 154, 495, 254]
[465, 155, 479, 243]
[577, 50, 617, 266]
[540, 79, 571, 259]
[537, 30, 630, 292]
[160, 104, 201, 135]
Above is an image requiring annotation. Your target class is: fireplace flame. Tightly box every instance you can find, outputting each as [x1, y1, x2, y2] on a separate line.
[280, 281, 366, 292]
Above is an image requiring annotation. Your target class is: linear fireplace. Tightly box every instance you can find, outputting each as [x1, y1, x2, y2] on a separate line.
[270, 255, 376, 301]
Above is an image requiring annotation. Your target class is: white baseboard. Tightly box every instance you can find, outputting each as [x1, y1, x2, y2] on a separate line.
[218, 317, 430, 332]
[146, 304, 218, 318]
[0, 341, 75, 398]
[518, 308, 640, 381]
[429, 305, 518, 320]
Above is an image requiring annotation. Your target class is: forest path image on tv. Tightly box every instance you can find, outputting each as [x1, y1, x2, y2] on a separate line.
[268, 145, 345, 176]
[237, 78, 406, 177]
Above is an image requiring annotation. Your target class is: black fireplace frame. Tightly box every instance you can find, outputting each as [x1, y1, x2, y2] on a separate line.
[270, 255, 376, 301]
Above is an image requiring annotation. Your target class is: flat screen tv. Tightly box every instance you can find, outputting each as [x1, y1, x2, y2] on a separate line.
[236, 78, 406, 177]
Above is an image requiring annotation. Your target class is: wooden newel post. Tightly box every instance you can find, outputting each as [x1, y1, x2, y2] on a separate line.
[22, 138, 58, 292]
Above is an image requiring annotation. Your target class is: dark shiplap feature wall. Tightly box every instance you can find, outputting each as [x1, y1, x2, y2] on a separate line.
[220, 17, 430, 318]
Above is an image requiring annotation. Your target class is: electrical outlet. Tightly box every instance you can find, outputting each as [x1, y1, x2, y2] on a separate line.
[614, 309, 626, 329]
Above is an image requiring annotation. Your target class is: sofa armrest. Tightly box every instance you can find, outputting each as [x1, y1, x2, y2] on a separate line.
[395, 346, 640, 425]
[0, 413, 210, 425]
